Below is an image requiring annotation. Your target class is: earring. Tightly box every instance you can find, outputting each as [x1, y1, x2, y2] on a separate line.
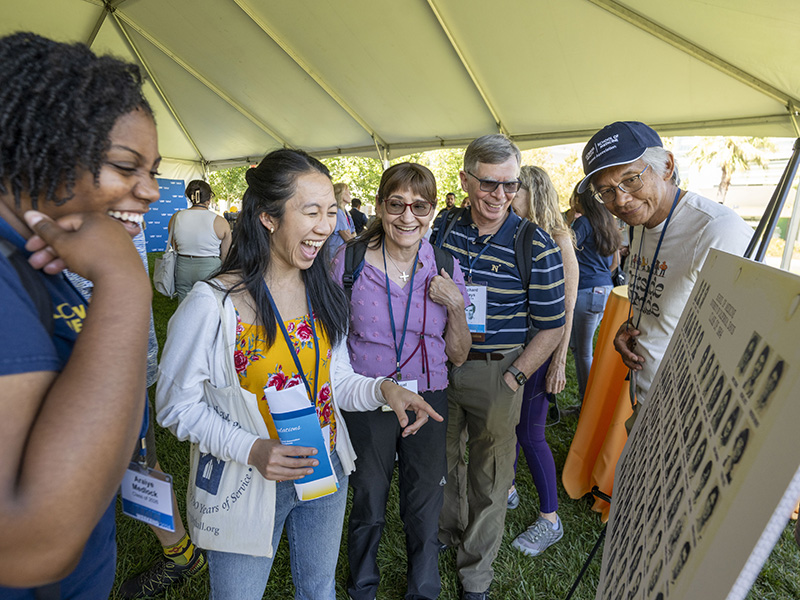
[268, 226, 274, 234]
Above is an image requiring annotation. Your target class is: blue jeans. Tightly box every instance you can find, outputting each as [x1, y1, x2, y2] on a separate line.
[207, 451, 347, 600]
[569, 285, 613, 401]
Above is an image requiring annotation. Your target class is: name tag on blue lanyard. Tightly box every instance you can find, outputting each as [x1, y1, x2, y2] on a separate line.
[384, 242, 422, 384]
[465, 283, 487, 342]
[122, 441, 175, 531]
[465, 236, 491, 342]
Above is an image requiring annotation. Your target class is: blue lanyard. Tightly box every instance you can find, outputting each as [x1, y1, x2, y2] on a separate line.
[628, 188, 682, 329]
[264, 284, 320, 406]
[382, 241, 420, 379]
[0, 216, 27, 250]
[467, 236, 492, 281]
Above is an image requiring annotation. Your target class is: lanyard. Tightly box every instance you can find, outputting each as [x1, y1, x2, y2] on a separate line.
[627, 188, 682, 330]
[384, 278, 432, 389]
[0, 216, 27, 250]
[382, 241, 420, 379]
[467, 236, 492, 281]
[264, 284, 320, 406]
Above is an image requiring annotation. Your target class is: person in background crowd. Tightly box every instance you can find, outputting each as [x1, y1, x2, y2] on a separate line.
[433, 134, 565, 600]
[568, 185, 620, 404]
[156, 149, 441, 600]
[169, 180, 232, 301]
[328, 182, 355, 262]
[332, 162, 471, 600]
[0, 32, 155, 596]
[349, 196, 368, 235]
[506, 165, 578, 557]
[576, 121, 752, 419]
[438, 191, 457, 216]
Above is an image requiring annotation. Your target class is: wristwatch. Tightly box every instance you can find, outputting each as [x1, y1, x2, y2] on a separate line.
[505, 365, 527, 386]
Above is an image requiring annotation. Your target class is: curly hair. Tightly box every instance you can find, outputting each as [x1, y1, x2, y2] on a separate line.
[0, 32, 153, 208]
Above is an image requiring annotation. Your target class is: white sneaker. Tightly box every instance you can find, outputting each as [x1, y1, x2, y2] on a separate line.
[512, 516, 563, 557]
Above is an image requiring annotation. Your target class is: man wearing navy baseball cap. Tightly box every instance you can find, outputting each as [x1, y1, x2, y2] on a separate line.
[578, 121, 752, 410]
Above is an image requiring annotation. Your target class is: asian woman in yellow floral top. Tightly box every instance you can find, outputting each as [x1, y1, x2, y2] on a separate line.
[156, 149, 441, 600]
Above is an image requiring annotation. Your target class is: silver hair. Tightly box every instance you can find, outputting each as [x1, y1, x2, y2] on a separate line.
[463, 134, 521, 173]
[641, 147, 680, 186]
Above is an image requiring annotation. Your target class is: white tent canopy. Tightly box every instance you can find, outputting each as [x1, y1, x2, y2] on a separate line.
[5, 0, 800, 178]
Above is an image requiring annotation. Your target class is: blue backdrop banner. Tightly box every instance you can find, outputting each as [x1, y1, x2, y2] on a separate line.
[145, 179, 187, 252]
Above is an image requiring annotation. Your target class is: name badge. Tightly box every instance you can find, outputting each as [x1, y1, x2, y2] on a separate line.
[397, 378, 418, 393]
[466, 283, 487, 342]
[121, 464, 176, 532]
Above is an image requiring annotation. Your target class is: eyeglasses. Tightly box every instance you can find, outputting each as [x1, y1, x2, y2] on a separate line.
[593, 165, 649, 204]
[383, 199, 434, 217]
[466, 171, 521, 194]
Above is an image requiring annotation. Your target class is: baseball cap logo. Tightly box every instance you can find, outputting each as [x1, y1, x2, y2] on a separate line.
[596, 134, 619, 149]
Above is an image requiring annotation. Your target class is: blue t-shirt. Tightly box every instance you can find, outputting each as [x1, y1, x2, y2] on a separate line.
[572, 216, 613, 289]
[0, 217, 117, 599]
[326, 208, 355, 262]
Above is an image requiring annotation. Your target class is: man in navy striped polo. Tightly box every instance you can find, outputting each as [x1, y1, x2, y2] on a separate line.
[433, 134, 566, 600]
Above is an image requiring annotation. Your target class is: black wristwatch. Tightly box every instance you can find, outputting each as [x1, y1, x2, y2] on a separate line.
[505, 365, 527, 386]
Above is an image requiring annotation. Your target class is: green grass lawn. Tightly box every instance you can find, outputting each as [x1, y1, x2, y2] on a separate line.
[109, 254, 800, 599]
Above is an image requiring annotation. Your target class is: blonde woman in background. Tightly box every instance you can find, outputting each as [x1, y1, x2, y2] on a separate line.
[327, 182, 355, 262]
[506, 165, 578, 557]
[169, 180, 232, 301]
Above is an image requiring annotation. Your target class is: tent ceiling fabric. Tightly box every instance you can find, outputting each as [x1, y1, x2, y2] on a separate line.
[4, 0, 800, 172]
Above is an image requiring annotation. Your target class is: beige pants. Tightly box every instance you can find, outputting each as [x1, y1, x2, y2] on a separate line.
[439, 348, 523, 593]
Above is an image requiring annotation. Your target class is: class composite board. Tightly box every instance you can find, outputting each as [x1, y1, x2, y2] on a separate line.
[595, 250, 800, 600]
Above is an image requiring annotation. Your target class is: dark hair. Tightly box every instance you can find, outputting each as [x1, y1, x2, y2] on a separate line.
[186, 180, 214, 205]
[573, 184, 620, 256]
[216, 148, 348, 348]
[0, 32, 152, 208]
[351, 197, 362, 208]
[357, 162, 436, 249]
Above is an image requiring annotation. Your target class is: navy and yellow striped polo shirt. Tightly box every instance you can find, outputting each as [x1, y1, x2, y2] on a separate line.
[432, 208, 566, 352]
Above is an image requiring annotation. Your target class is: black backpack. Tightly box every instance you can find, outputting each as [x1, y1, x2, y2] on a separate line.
[433, 207, 535, 290]
[341, 238, 455, 301]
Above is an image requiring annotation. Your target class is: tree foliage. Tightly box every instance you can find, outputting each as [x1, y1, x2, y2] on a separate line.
[320, 155, 384, 203]
[205, 146, 588, 215]
[521, 147, 584, 211]
[208, 165, 250, 210]
[322, 149, 467, 213]
[393, 149, 466, 210]
[689, 137, 775, 204]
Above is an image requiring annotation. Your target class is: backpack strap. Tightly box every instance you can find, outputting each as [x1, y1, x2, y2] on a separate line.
[514, 218, 535, 292]
[0, 239, 54, 336]
[434, 207, 465, 249]
[431, 244, 455, 278]
[341, 240, 369, 302]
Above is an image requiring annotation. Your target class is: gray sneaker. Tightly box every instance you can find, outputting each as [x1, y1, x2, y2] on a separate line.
[512, 516, 563, 557]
